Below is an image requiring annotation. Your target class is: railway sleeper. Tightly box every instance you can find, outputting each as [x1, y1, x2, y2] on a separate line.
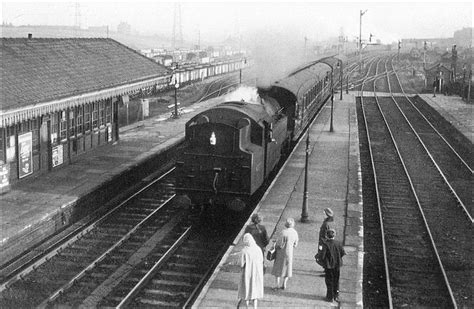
[136, 297, 181, 307]
[159, 270, 203, 279]
[149, 278, 193, 288]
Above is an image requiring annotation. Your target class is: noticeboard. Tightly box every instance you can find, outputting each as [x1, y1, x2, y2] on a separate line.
[18, 132, 33, 178]
[52, 144, 64, 168]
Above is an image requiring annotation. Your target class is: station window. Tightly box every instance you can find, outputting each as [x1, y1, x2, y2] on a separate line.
[84, 104, 91, 132]
[76, 106, 83, 134]
[51, 113, 58, 144]
[99, 101, 105, 127]
[31, 118, 39, 153]
[0, 128, 4, 162]
[68, 109, 75, 138]
[59, 111, 67, 141]
[92, 102, 98, 129]
[105, 101, 111, 124]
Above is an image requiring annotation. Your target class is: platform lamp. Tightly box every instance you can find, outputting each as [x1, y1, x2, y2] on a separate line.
[337, 60, 343, 100]
[329, 69, 335, 133]
[172, 63, 180, 119]
[301, 128, 310, 223]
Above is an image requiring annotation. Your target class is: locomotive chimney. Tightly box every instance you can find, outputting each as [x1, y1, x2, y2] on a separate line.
[28, 33, 33, 39]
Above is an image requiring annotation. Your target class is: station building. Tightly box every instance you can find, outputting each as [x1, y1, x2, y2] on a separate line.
[0, 37, 170, 187]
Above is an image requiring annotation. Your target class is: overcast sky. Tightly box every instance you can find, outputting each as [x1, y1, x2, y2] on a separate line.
[1, 1, 472, 44]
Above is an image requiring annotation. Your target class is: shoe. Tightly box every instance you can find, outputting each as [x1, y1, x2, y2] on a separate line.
[325, 297, 333, 302]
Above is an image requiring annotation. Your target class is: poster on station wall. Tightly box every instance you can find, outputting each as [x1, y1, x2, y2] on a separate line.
[18, 132, 33, 178]
[0, 161, 10, 193]
[52, 144, 64, 168]
[107, 125, 112, 142]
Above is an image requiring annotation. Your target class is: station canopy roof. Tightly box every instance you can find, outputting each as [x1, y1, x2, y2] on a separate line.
[0, 38, 171, 127]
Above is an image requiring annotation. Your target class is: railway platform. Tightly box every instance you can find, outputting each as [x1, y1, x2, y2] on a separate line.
[418, 93, 473, 143]
[194, 92, 363, 308]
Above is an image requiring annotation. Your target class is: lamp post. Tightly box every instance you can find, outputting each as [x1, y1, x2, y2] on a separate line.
[301, 130, 310, 223]
[338, 61, 343, 100]
[174, 82, 180, 118]
[172, 63, 180, 118]
[359, 9, 367, 73]
[462, 64, 466, 99]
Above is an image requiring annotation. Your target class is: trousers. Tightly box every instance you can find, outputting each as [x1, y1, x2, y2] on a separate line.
[324, 268, 340, 300]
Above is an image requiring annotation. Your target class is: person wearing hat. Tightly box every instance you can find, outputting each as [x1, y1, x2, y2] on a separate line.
[318, 208, 335, 250]
[320, 229, 345, 303]
[244, 213, 270, 257]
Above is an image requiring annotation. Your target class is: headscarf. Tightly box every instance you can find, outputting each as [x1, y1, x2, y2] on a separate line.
[242, 233, 259, 252]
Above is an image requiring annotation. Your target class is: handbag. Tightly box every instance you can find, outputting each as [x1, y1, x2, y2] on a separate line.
[314, 251, 324, 267]
[266, 247, 276, 261]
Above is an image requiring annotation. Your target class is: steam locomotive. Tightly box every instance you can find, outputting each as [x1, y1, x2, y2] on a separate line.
[175, 55, 344, 211]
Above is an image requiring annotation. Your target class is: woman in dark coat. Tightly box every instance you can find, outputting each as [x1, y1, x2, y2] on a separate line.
[244, 213, 270, 256]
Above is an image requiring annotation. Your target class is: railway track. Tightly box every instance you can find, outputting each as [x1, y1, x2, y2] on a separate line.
[100, 223, 234, 308]
[0, 169, 185, 307]
[359, 54, 472, 307]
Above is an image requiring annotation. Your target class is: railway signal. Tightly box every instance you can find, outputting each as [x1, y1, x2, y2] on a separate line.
[359, 9, 367, 73]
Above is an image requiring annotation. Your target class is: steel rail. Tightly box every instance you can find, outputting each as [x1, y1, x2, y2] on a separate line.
[0, 168, 176, 293]
[116, 226, 193, 308]
[359, 63, 393, 309]
[34, 168, 176, 307]
[387, 59, 473, 222]
[390, 58, 472, 174]
[373, 59, 457, 308]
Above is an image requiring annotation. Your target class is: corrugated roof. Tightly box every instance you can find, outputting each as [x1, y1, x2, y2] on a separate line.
[0, 38, 171, 111]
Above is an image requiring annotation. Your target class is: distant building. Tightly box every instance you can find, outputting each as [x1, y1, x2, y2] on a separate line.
[424, 63, 452, 91]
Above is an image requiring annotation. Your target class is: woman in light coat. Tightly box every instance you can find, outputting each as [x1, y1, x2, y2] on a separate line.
[271, 218, 299, 290]
[238, 233, 264, 308]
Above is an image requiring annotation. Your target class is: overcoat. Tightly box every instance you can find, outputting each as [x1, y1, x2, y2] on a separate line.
[238, 233, 264, 300]
[271, 227, 299, 277]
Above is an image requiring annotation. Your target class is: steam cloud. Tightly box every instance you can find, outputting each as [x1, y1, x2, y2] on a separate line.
[248, 26, 308, 89]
